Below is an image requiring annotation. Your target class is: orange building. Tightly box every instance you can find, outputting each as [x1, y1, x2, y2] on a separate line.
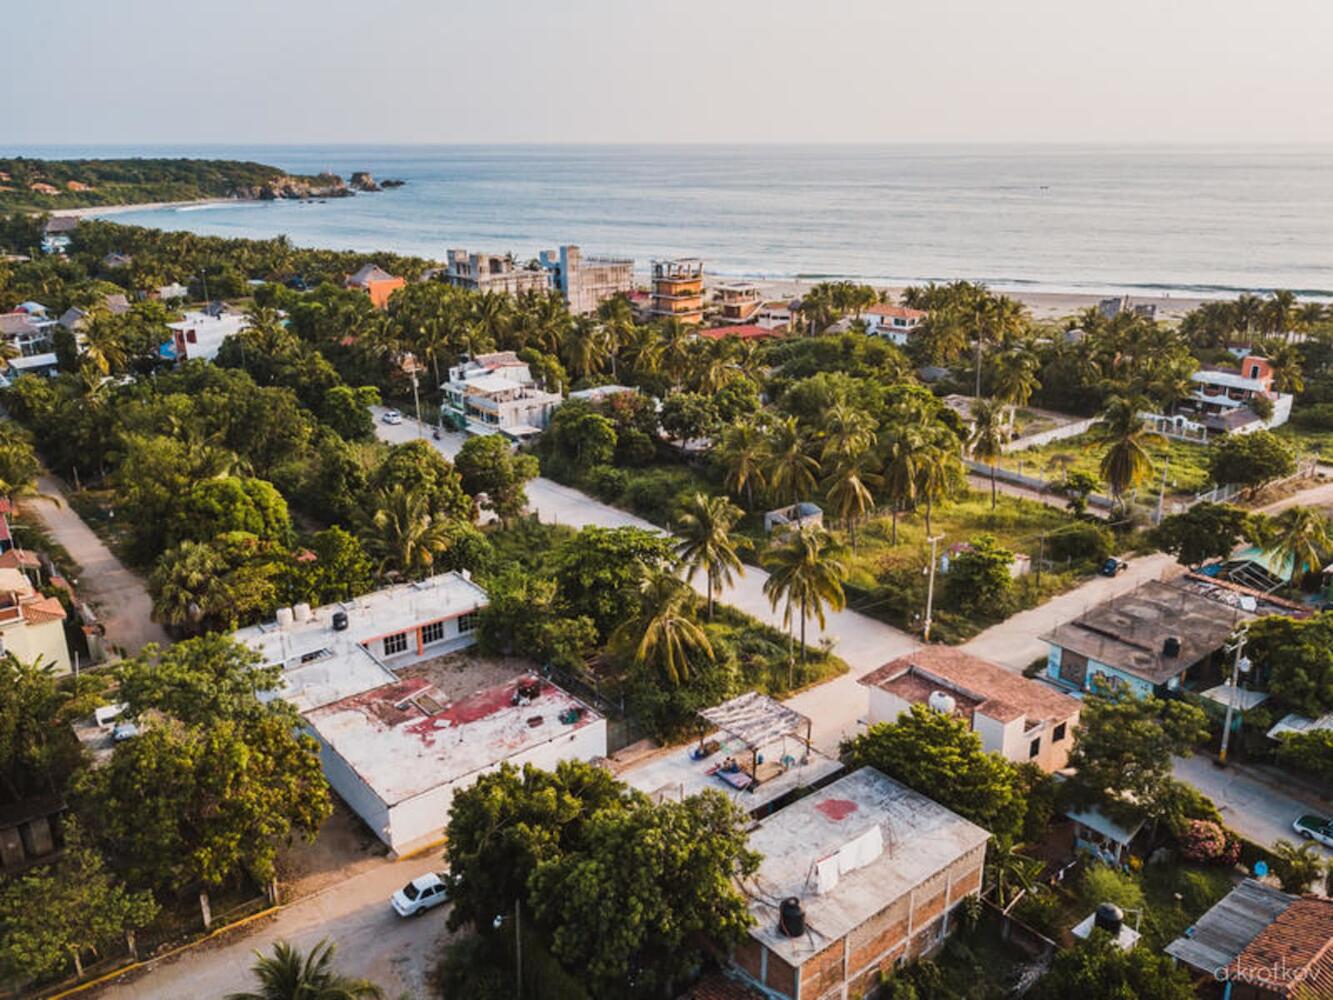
[345, 263, 406, 309]
[650, 257, 705, 325]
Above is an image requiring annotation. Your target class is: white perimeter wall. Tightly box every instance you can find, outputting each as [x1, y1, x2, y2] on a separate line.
[866, 686, 913, 726]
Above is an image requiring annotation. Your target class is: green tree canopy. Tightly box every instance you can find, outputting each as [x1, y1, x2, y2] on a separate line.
[1245, 612, 1333, 716]
[0, 821, 157, 983]
[0, 657, 105, 805]
[173, 475, 293, 547]
[1208, 429, 1296, 490]
[1150, 502, 1252, 568]
[115, 635, 278, 726]
[225, 939, 383, 1000]
[1063, 682, 1210, 826]
[553, 526, 673, 639]
[843, 703, 1027, 840]
[1027, 932, 1196, 1000]
[370, 439, 472, 521]
[943, 533, 1014, 616]
[455, 433, 540, 524]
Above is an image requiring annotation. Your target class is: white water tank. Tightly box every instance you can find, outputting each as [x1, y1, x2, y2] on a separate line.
[292, 602, 312, 623]
[275, 607, 295, 629]
[928, 690, 957, 715]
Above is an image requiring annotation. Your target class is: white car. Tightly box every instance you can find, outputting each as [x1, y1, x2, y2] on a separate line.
[391, 872, 449, 917]
[1293, 814, 1333, 849]
[381, 409, 404, 425]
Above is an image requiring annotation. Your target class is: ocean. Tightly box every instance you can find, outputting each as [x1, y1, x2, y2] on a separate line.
[22, 144, 1333, 297]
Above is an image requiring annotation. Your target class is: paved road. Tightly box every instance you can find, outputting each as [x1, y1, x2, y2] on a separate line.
[1174, 754, 1333, 855]
[99, 854, 449, 1000]
[960, 552, 1183, 671]
[23, 475, 169, 657]
[373, 411, 918, 751]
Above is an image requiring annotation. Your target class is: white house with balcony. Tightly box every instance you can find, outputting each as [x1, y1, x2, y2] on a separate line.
[1183, 356, 1293, 434]
[441, 351, 563, 439]
[862, 303, 928, 345]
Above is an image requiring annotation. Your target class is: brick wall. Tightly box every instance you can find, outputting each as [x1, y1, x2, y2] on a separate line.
[798, 939, 844, 998]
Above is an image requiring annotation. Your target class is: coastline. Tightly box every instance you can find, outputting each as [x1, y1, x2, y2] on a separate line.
[51, 197, 259, 219]
[722, 276, 1213, 323]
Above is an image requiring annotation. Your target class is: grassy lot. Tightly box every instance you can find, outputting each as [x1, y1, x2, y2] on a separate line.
[66, 487, 142, 567]
[813, 489, 1108, 643]
[1276, 424, 1333, 462]
[998, 432, 1215, 503]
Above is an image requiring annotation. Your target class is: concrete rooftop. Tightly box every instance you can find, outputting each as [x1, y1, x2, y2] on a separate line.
[303, 673, 602, 807]
[744, 768, 989, 967]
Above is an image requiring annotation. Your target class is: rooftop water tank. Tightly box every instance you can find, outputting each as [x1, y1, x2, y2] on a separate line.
[778, 897, 805, 937]
[1163, 636, 1181, 658]
[928, 690, 957, 715]
[332, 610, 349, 632]
[275, 607, 295, 629]
[292, 602, 312, 623]
[1094, 902, 1124, 936]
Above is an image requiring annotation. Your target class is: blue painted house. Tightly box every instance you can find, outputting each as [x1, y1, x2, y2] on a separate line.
[1040, 577, 1288, 698]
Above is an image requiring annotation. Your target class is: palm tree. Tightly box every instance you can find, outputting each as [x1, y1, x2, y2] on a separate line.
[1265, 343, 1306, 395]
[1234, 293, 1264, 345]
[819, 403, 877, 465]
[914, 441, 953, 536]
[1092, 395, 1158, 508]
[675, 493, 748, 620]
[362, 485, 455, 581]
[761, 525, 847, 678]
[1263, 289, 1297, 340]
[226, 939, 383, 1000]
[823, 451, 880, 551]
[150, 540, 229, 635]
[764, 416, 820, 510]
[990, 341, 1041, 429]
[612, 571, 712, 685]
[1270, 839, 1325, 893]
[986, 837, 1044, 909]
[1260, 506, 1331, 583]
[716, 418, 768, 509]
[968, 399, 1007, 509]
[562, 317, 609, 380]
[658, 318, 694, 388]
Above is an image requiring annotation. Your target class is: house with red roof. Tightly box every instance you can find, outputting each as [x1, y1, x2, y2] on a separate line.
[863, 303, 928, 345]
[860, 646, 1081, 772]
[0, 566, 70, 674]
[345, 263, 406, 309]
[695, 324, 782, 342]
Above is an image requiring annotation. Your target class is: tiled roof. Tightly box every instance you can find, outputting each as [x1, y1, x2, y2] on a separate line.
[1227, 896, 1333, 997]
[0, 549, 41, 570]
[0, 313, 38, 336]
[866, 303, 927, 320]
[860, 646, 1080, 726]
[20, 595, 66, 625]
[347, 263, 398, 286]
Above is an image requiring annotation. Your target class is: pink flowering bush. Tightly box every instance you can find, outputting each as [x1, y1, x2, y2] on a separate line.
[1178, 819, 1240, 866]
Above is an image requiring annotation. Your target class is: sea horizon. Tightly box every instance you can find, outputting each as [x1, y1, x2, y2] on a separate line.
[13, 142, 1333, 300]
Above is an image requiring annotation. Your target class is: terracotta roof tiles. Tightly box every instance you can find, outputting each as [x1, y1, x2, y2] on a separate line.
[1227, 896, 1333, 997]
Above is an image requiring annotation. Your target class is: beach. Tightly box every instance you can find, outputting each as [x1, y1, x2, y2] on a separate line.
[51, 197, 256, 219]
[733, 277, 1211, 323]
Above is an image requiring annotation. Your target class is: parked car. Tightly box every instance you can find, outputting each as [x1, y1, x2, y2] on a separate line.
[1099, 557, 1129, 577]
[1293, 814, 1333, 849]
[391, 872, 449, 917]
[381, 409, 404, 425]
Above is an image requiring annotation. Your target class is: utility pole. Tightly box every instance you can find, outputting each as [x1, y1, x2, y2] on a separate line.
[923, 534, 944, 641]
[1218, 628, 1250, 766]
[1154, 454, 1171, 525]
[1035, 532, 1045, 586]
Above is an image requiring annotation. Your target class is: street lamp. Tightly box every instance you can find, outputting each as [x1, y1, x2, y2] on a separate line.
[923, 534, 944, 642]
[1218, 628, 1252, 767]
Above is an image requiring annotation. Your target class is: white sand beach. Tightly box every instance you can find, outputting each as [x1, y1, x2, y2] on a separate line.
[50, 197, 255, 219]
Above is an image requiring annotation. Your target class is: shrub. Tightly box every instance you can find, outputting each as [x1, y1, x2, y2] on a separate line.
[1292, 402, 1333, 431]
[583, 465, 628, 501]
[1176, 869, 1228, 914]
[1078, 865, 1145, 914]
[1177, 819, 1240, 866]
[1012, 888, 1062, 938]
[1045, 522, 1113, 565]
[620, 467, 700, 525]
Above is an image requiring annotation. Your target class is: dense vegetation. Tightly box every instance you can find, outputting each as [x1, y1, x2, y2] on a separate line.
[0, 158, 330, 212]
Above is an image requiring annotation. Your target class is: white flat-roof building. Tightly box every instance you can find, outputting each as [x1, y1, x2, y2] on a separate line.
[732, 767, 989, 1000]
[441, 351, 563, 440]
[233, 573, 606, 853]
[163, 310, 249, 363]
[539, 245, 634, 315]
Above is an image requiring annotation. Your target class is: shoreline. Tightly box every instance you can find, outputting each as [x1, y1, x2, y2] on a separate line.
[51, 197, 261, 219]
[46, 199, 1315, 323]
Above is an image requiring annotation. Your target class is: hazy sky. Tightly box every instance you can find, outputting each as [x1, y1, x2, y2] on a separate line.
[7, 0, 1333, 145]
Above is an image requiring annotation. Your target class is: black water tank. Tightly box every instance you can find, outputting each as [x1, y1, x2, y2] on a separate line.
[1163, 636, 1181, 657]
[1094, 902, 1124, 935]
[779, 897, 805, 937]
[332, 611, 349, 632]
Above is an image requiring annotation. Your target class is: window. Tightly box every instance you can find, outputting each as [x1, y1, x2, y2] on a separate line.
[1053, 722, 1067, 743]
[1249, 364, 1261, 379]
[383, 632, 408, 656]
[457, 612, 478, 634]
[1028, 737, 1041, 759]
[422, 620, 446, 645]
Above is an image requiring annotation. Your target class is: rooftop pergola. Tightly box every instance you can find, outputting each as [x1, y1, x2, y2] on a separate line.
[697, 692, 813, 787]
